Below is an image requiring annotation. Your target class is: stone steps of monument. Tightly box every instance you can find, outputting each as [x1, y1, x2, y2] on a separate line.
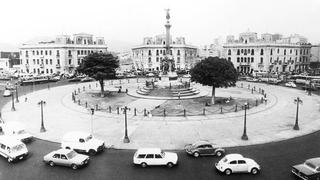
[171, 89, 200, 97]
[136, 89, 150, 95]
[171, 89, 196, 94]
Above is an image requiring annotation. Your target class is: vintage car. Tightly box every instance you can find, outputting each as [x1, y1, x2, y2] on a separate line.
[292, 157, 320, 180]
[0, 136, 29, 162]
[184, 140, 225, 157]
[43, 149, 89, 170]
[285, 82, 297, 88]
[133, 148, 178, 168]
[215, 154, 260, 175]
[3, 90, 11, 97]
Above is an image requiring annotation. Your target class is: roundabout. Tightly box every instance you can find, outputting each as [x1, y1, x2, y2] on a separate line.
[1, 79, 320, 150]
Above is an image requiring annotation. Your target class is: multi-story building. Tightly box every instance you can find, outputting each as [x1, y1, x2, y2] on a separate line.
[0, 51, 20, 71]
[199, 38, 223, 58]
[132, 11, 198, 72]
[19, 33, 108, 75]
[223, 31, 312, 74]
[311, 44, 320, 62]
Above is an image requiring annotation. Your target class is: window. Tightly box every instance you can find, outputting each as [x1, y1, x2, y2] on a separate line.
[46, 69, 48, 73]
[148, 57, 151, 63]
[81, 50, 83, 55]
[45, 59, 48, 64]
[241, 57, 243, 62]
[244, 57, 247, 62]
[45, 50, 47, 55]
[50, 59, 52, 65]
[50, 69, 53, 73]
[146, 154, 154, 158]
[156, 57, 159, 62]
[156, 50, 159, 56]
[248, 49, 250, 54]
[237, 57, 240, 62]
[237, 49, 240, 55]
[270, 57, 272, 63]
[26, 59, 29, 64]
[77, 50, 80, 55]
[177, 50, 180, 56]
[290, 49, 292, 54]
[137, 154, 146, 158]
[69, 59, 72, 65]
[53, 154, 60, 158]
[296, 50, 298, 55]
[230, 161, 237, 164]
[61, 155, 67, 160]
[227, 57, 231, 61]
[260, 57, 263, 63]
[148, 50, 152, 56]
[37, 59, 39, 64]
[56, 50, 60, 56]
[251, 49, 254, 55]
[277, 49, 280, 54]
[49, 50, 52, 55]
[57, 59, 60, 65]
[33, 69, 36, 73]
[78, 59, 80, 65]
[177, 57, 181, 63]
[251, 57, 254, 62]
[270, 49, 273, 55]
[68, 50, 72, 56]
[244, 49, 247, 55]
[32, 51, 35, 55]
[238, 160, 246, 164]
[0, 144, 5, 149]
[284, 49, 286, 55]
[260, 49, 264, 55]
[41, 50, 43, 55]
[41, 59, 43, 64]
[37, 51, 39, 55]
[228, 49, 231, 55]
[241, 49, 243, 53]
[155, 154, 162, 158]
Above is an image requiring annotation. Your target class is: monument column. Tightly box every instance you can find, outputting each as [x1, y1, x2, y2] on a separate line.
[165, 9, 172, 73]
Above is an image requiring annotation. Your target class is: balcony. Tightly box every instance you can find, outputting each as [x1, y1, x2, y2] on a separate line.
[40, 64, 44, 68]
[258, 63, 264, 68]
[56, 54, 60, 58]
[56, 64, 61, 68]
[68, 54, 72, 57]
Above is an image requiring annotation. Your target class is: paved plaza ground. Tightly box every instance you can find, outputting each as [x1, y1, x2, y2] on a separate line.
[1, 79, 320, 149]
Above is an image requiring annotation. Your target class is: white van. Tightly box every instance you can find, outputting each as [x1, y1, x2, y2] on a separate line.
[61, 132, 105, 155]
[0, 136, 28, 162]
[0, 122, 33, 143]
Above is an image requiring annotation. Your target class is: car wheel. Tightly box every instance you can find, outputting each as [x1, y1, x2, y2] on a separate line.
[225, 169, 232, 175]
[141, 162, 147, 168]
[71, 164, 78, 170]
[49, 161, 55, 167]
[167, 162, 174, 168]
[193, 152, 200, 158]
[216, 151, 223, 157]
[88, 149, 96, 156]
[251, 168, 259, 175]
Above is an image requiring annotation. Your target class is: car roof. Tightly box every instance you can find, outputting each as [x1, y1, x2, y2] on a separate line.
[192, 140, 212, 146]
[136, 148, 162, 154]
[0, 136, 25, 147]
[54, 148, 73, 154]
[225, 154, 244, 160]
[306, 158, 320, 167]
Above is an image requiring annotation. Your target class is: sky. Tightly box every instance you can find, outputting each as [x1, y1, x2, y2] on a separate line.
[0, 0, 320, 51]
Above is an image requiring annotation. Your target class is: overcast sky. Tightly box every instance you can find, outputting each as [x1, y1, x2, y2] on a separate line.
[1, 0, 319, 50]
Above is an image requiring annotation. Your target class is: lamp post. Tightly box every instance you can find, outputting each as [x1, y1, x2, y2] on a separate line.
[90, 108, 94, 135]
[11, 91, 15, 111]
[15, 84, 19, 103]
[38, 100, 46, 132]
[293, 97, 303, 130]
[241, 103, 248, 140]
[121, 106, 130, 143]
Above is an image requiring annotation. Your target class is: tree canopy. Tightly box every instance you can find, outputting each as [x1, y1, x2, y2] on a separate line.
[190, 56, 238, 104]
[77, 52, 119, 96]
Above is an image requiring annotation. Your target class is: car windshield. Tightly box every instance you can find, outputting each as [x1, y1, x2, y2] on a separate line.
[11, 144, 25, 152]
[67, 150, 77, 159]
[85, 135, 93, 142]
[306, 162, 317, 170]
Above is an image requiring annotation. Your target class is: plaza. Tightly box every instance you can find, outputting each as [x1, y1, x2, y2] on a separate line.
[1, 79, 320, 150]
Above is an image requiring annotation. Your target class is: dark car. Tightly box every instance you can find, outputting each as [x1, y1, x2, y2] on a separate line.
[292, 157, 320, 180]
[184, 141, 225, 158]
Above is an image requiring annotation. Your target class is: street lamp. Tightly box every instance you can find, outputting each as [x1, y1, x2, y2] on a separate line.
[293, 97, 303, 130]
[121, 106, 130, 143]
[38, 100, 46, 132]
[90, 108, 94, 135]
[241, 103, 248, 140]
[15, 83, 19, 103]
[11, 91, 15, 111]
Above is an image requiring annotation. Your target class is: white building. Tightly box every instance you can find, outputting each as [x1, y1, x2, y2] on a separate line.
[223, 31, 312, 74]
[311, 44, 320, 62]
[19, 33, 108, 75]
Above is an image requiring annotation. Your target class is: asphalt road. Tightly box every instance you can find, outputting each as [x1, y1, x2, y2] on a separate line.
[0, 80, 318, 180]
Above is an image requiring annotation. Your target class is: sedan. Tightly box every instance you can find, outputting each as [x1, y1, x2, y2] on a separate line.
[215, 154, 260, 175]
[292, 157, 320, 180]
[285, 82, 297, 88]
[3, 90, 11, 97]
[184, 141, 225, 157]
[43, 149, 90, 170]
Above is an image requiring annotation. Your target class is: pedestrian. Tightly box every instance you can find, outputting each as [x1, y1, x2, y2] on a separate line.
[25, 97, 28, 102]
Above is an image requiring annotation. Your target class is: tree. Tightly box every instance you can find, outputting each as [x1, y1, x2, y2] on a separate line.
[190, 57, 238, 104]
[77, 52, 119, 97]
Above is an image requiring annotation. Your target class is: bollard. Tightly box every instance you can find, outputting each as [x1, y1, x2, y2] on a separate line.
[235, 104, 238, 112]
[220, 106, 223, 114]
[78, 99, 80, 105]
[117, 107, 119, 114]
[144, 108, 147, 116]
[256, 99, 258, 106]
[78, 88, 80, 93]
[85, 102, 88, 108]
[126, 89, 128, 93]
[163, 109, 166, 117]
[264, 93, 267, 98]
[95, 104, 98, 111]
[203, 108, 206, 115]
[251, 88, 253, 94]
[109, 106, 112, 113]
[262, 89, 264, 95]
[89, 84, 91, 89]
[74, 90, 77, 95]
[83, 86, 86, 91]
[241, 83, 243, 88]
[183, 109, 186, 117]
[248, 84, 250, 89]
[134, 108, 137, 116]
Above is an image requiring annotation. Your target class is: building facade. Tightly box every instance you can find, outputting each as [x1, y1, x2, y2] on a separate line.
[0, 52, 20, 71]
[223, 32, 312, 74]
[19, 33, 108, 75]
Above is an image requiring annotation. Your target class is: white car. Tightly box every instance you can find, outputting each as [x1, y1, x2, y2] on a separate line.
[146, 73, 155, 77]
[3, 90, 11, 97]
[133, 148, 178, 168]
[61, 132, 105, 155]
[215, 154, 260, 175]
[0, 121, 33, 143]
[285, 82, 297, 88]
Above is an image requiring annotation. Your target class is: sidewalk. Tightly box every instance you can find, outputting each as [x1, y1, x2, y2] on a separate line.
[1, 80, 320, 150]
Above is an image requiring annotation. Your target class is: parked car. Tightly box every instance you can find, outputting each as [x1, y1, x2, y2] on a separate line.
[0, 136, 29, 162]
[215, 154, 260, 175]
[292, 157, 320, 180]
[246, 78, 259, 82]
[61, 132, 105, 155]
[182, 74, 191, 78]
[285, 82, 297, 88]
[126, 74, 136, 78]
[68, 77, 81, 82]
[81, 77, 95, 82]
[43, 149, 90, 170]
[3, 90, 11, 97]
[184, 140, 225, 157]
[133, 148, 178, 168]
[146, 73, 155, 77]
